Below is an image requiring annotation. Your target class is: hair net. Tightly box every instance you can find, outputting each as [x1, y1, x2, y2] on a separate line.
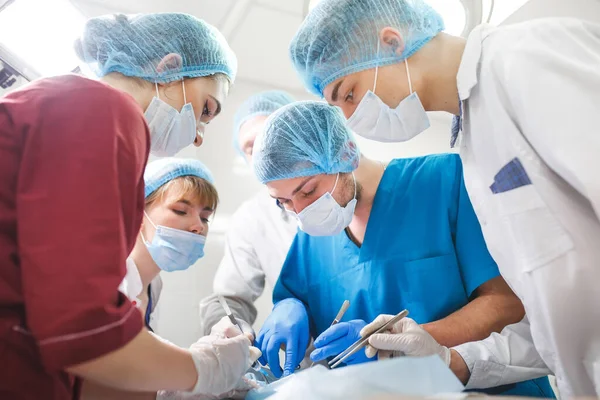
[144, 157, 215, 198]
[290, 0, 444, 96]
[233, 90, 296, 154]
[75, 13, 237, 83]
[253, 101, 359, 184]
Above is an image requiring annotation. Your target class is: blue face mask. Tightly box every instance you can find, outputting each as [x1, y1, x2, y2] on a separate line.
[141, 212, 206, 272]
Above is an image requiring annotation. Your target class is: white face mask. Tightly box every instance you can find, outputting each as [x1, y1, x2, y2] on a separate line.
[289, 172, 357, 236]
[346, 49, 430, 143]
[144, 81, 198, 157]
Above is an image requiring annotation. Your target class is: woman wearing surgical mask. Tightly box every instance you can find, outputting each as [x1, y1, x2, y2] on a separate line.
[123, 157, 218, 335]
[76, 13, 235, 153]
[83, 158, 258, 400]
[290, 0, 600, 398]
[0, 13, 256, 400]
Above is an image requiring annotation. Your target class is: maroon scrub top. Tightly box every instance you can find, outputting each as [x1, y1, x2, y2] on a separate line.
[0, 74, 149, 399]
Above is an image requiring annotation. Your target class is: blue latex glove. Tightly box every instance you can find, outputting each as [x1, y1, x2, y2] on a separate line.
[309, 320, 374, 365]
[255, 298, 309, 378]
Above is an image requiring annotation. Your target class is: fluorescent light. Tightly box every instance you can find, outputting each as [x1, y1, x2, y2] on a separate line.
[0, 0, 85, 76]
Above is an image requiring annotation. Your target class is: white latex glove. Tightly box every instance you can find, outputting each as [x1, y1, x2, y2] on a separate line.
[360, 316, 451, 365]
[189, 317, 262, 395]
[210, 315, 255, 341]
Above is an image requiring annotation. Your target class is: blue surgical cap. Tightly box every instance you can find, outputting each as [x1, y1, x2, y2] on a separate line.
[144, 158, 215, 198]
[233, 91, 296, 154]
[76, 13, 237, 83]
[253, 101, 359, 184]
[290, 0, 444, 96]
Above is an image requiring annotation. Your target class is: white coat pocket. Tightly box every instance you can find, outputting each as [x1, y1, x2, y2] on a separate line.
[493, 184, 574, 273]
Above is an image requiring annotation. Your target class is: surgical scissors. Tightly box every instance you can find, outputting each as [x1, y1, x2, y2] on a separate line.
[328, 309, 409, 369]
[217, 295, 244, 334]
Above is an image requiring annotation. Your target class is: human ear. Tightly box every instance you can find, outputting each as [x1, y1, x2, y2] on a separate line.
[379, 27, 405, 55]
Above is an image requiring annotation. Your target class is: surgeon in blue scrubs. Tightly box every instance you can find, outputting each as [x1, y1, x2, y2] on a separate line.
[252, 101, 554, 398]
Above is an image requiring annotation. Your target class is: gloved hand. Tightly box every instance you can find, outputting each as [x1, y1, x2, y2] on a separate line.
[210, 315, 255, 341]
[360, 316, 450, 365]
[310, 320, 373, 365]
[189, 317, 262, 395]
[255, 298, 309, 378]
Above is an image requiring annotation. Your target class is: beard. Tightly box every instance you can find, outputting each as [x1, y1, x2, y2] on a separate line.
[338, 171, 361, 207]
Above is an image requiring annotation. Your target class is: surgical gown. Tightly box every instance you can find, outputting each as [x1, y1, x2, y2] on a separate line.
[273, 153, 553, 398]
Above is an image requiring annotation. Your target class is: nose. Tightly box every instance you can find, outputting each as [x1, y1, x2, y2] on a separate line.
[194, 123, 206, 147]
[291, 199, 310, 214]
[190, 221, 206, 236]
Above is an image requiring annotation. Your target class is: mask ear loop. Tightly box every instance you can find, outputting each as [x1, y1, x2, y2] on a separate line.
[155, 82, 160, 99]
[331, 172, 357, 200]
[405, 59, 413, 94]
[140, 211, 157, 244]
[181, 79, 188, 104]
[331, 173, 341, 194]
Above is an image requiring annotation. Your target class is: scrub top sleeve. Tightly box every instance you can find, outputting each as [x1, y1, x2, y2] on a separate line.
[272, 237, 317, 336]
[499, 21, 600, 221]
[453, 317, 551, 389]
[453, 161, 500, 297]
[16, 85, 148, 370]
[272, 236, 307, 305]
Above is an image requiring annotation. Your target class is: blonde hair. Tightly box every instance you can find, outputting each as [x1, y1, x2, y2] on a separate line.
[145, 175, 219, 211]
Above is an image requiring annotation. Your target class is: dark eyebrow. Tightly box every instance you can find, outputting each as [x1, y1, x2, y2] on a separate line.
[268, 177, 314, 202]
[209, 95, 222, 116]
[291, 177, 313, 197]
[331, 79, 345, 103]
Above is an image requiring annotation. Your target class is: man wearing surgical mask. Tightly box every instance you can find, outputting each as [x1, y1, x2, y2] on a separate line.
[291, 2, 600, 397]
[252, 101, 554, 398]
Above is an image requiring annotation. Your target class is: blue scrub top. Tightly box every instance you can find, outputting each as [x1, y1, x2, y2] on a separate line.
[273, 154, 554, 398]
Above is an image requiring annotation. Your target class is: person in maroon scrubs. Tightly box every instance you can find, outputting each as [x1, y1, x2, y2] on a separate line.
[0, 12, 255, 400]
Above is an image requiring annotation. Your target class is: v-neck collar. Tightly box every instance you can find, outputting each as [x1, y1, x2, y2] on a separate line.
[339, 164, 394, 262]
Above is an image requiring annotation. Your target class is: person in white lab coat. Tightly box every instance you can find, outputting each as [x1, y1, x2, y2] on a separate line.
[289, 0, 600, 397]
[83, 157, 260, 400]
[199, 91, 298, 335]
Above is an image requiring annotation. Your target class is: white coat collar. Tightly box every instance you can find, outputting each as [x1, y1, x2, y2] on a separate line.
[457, 24, 496, 101]
[118, 257, 144, 302]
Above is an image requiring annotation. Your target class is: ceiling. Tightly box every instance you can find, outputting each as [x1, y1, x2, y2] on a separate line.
[70, 0, 311, 93]
[0, 0, 541, 95]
